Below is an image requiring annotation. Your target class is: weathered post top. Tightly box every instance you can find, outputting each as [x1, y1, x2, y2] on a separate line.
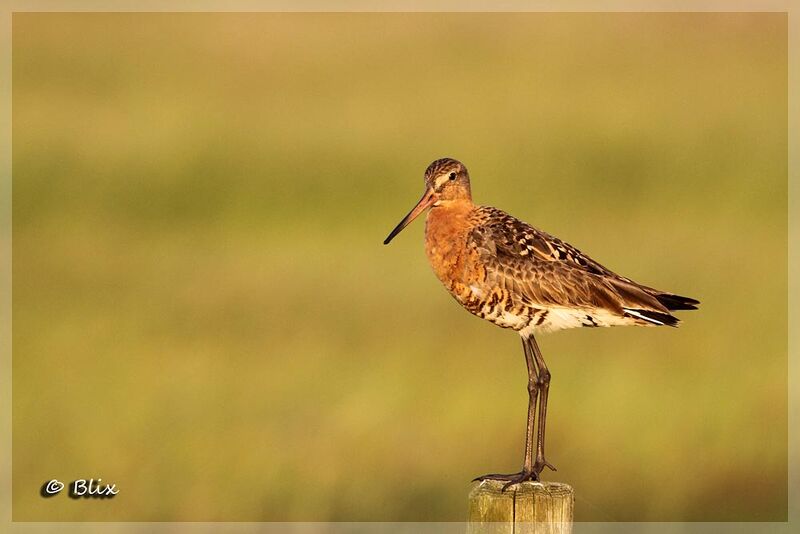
[467, 480, 574, 534]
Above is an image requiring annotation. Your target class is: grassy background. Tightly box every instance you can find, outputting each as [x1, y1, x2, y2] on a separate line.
[12, 12, 787, 521]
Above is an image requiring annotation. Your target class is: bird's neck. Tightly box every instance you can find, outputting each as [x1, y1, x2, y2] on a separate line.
[427, 199, 474, 231]
[432, 198, 474, 211]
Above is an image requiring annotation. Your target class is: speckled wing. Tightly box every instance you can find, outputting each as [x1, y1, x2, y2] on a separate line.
[468, 206, 624, 278]
[467, 206, 677, 327]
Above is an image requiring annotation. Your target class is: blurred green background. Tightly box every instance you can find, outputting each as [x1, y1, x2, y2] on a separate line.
[12, 12, 787, 521]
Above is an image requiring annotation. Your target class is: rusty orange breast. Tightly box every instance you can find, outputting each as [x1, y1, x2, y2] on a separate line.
[424, 200, 479, 293]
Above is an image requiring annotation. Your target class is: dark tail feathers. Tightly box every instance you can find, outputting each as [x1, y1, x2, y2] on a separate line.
[655, 293, 700, 311]
[626, 309, 681, 327]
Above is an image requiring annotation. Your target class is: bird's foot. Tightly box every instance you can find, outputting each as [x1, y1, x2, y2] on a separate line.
[534, 457, 557, 474]
[473, 460, 556, 492]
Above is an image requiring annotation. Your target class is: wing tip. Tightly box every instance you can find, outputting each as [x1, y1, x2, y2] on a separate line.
[655, 293, 700, 311]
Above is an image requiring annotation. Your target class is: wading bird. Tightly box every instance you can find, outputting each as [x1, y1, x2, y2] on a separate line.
[383, 158, 698, 490]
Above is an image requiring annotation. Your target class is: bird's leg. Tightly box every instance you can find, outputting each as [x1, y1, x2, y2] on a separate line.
[522, 335, 540, 475]
[473, 337, 541, 490]
[529, 334, 556, 477]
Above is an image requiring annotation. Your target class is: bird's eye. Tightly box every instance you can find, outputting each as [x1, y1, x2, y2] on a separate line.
[449, 172, 457, 181]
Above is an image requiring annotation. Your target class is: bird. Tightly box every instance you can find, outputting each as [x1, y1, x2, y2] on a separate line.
[383, 157, 699, 490]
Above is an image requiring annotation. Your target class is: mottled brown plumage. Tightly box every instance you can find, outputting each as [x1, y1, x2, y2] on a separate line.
[384, 157, 699, 489]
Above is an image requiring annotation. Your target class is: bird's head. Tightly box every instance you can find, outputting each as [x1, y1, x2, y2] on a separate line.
[383, 158, 472, 245]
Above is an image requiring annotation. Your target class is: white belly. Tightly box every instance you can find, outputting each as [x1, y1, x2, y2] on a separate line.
[521, 307, 637, 337]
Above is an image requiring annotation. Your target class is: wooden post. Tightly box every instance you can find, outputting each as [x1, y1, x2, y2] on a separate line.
[467, 480, 574, 534]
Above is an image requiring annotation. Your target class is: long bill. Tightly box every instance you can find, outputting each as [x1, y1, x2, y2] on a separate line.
[383, 187, 436, 245]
